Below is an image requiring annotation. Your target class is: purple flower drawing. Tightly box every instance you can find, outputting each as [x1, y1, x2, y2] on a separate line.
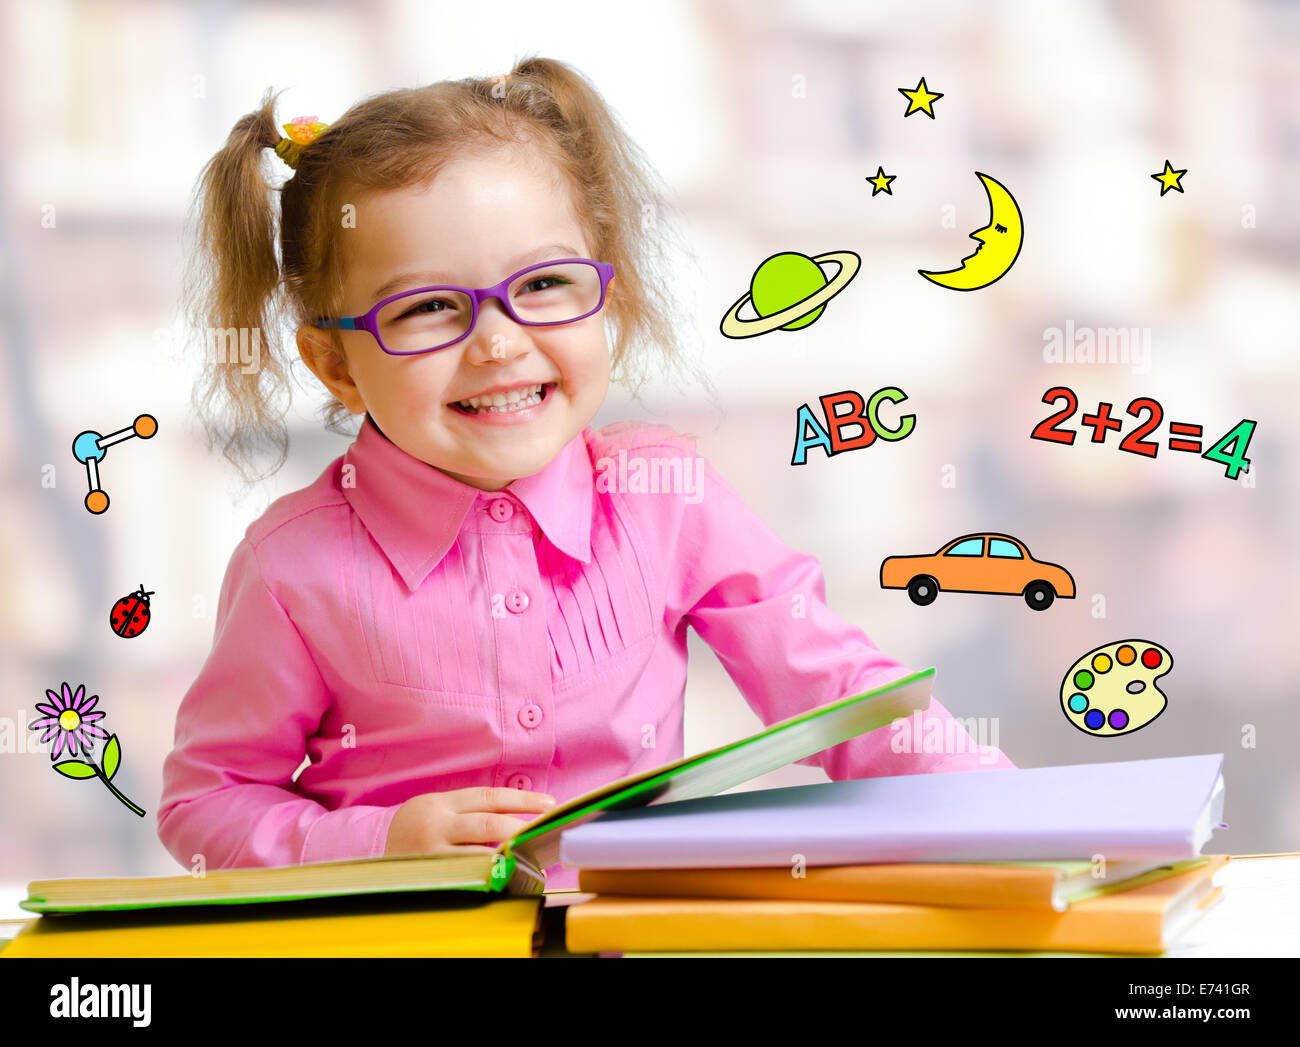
[29, 682, 109, 759]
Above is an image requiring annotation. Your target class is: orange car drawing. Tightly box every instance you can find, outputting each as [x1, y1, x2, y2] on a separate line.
[880, 533, 1076, 611]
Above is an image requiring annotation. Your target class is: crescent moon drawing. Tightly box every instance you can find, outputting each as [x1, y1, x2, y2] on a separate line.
[919, 172, 1023, 291]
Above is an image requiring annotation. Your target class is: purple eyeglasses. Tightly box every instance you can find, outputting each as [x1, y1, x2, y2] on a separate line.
[313, 258, 615, 356]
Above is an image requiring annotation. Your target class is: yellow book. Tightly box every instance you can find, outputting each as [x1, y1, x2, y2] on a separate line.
[1, 895, 542, 958]
[578, 858, 1208, 911]
[565, 856, 1227, 955]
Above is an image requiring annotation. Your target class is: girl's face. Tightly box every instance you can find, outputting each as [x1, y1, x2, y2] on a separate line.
[299, 144, 611, 490]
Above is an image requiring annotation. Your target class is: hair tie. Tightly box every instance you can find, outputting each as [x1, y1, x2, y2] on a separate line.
[273, 115, 330, 170]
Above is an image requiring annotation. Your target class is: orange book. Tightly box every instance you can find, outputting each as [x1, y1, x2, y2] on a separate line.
[565, 856, 1227, 955]
[578, 858, 1206, 911]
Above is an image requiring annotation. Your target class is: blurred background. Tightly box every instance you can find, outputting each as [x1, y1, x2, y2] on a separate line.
[2, 0, 1297, 914]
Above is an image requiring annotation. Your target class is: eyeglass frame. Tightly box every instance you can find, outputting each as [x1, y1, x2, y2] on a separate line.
[312, 257, 616, 357]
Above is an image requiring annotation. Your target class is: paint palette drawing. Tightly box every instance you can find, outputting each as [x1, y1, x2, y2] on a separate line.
[1061, 640, 1172, 737]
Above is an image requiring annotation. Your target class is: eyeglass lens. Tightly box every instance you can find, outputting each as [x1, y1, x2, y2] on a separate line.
[376, 261, 603, 354]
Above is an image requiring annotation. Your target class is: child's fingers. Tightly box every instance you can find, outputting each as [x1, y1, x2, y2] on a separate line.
[449, 787, 557, 813]
[446, 811, 531, 846]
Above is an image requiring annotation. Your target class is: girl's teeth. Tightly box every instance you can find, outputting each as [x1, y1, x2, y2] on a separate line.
[456, 385, 545, 413]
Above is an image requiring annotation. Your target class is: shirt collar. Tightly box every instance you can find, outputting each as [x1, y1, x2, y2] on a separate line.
[342, 414, 593, 592]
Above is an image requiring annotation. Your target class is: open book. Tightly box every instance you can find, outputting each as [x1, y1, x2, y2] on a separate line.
[21, 669, 935, 914]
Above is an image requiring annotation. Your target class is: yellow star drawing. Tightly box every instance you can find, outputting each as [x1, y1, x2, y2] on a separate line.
[898, 77, 943, 119]
[1151, 160, 1187, 195]
[867, 166, 897, 196]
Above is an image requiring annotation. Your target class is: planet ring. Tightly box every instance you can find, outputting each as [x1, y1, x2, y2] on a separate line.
[719, 251, 861, 339]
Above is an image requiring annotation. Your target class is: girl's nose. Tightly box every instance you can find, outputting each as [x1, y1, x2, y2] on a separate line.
[464, 297, 530, 365]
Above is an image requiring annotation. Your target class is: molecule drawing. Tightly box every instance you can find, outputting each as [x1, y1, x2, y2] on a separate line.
[72, 414, 157, 514]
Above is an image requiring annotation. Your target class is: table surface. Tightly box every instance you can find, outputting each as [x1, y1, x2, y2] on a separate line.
[1161, 853, 1300, 958]
[2, 854, 1296, 957]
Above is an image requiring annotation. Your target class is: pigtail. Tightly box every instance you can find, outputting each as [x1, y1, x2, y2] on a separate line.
[181, 87, 296, 482]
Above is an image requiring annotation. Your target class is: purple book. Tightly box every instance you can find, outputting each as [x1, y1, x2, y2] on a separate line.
[559, 753, 1225, 869]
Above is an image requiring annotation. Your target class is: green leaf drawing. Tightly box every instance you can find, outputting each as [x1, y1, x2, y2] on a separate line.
[53, 760, 97, 780]
[103, 735, 121, 781]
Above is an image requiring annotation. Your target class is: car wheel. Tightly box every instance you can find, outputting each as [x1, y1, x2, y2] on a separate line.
[907, 575, 939, 606]
[1024, 582, 1055, 611]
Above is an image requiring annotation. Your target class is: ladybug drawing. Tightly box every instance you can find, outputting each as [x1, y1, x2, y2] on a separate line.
[110, 584, 155, 638]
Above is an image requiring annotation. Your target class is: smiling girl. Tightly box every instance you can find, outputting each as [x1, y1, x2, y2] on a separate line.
[159, 57, 1011, 889]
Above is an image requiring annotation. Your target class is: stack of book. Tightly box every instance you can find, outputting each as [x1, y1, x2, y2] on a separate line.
[561, 753, 1228, 955]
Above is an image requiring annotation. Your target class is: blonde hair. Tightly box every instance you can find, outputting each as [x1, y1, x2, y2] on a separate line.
[182, 56, 702, 482]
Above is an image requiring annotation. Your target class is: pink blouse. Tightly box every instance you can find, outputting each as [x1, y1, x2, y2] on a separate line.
[158, 415, 1012, 889]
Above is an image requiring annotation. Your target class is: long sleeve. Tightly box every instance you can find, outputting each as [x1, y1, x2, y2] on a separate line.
[157, 538, 398, 869]
[665, 457, 1014, 779]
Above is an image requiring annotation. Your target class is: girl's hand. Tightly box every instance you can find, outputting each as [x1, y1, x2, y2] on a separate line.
[384, 786, 558, 856]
